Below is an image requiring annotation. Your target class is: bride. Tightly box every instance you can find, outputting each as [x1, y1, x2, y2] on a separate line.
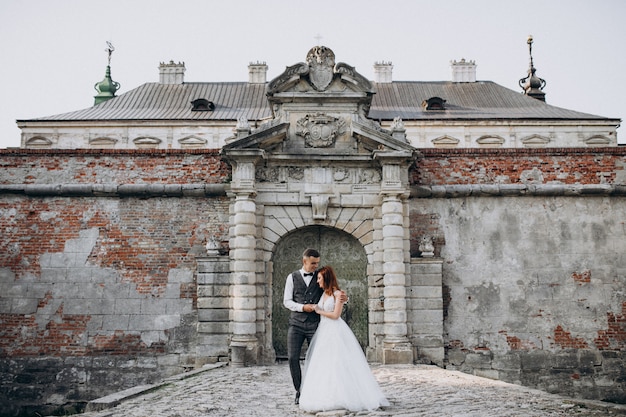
[298, 266, 390, 412]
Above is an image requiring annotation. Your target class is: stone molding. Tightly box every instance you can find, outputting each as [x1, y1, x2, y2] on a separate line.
[0, 183, 228, 197]
[4, 183, 624, 198]
[411, 184, 626, 198]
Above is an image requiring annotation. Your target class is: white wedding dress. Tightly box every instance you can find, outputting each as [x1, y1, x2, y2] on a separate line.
[298, 291, 389, 412]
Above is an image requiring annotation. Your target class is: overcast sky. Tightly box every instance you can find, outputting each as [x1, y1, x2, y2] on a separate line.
[1, 0, 624, 148]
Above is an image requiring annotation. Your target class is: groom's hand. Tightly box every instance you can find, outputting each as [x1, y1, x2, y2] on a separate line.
[338, 290, 348, 304]
[303, 304, 316, 312]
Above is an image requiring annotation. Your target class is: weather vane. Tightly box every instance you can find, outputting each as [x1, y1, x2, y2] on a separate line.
[105, 41, 115, 65]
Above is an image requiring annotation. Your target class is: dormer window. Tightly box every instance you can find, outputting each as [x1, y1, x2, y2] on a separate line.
[191, 98, 215, 112]
[422, 97, 446, 111]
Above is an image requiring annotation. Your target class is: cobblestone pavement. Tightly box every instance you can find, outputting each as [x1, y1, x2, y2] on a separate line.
[76, 363, 626, 417]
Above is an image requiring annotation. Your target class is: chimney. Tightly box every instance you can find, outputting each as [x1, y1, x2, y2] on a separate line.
[450, 58, 476, 82]
[159, 61, 186, 84]
[373, 61, 393, 83]
[248, 61, 268, 84]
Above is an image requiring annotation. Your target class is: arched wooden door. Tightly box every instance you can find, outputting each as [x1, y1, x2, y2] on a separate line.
[271, 225, 368, 359]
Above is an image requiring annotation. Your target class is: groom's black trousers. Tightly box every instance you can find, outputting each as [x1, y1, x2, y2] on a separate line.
[287, 320, 318, 392]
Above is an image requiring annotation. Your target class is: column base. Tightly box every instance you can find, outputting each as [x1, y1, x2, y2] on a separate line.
[230, 337, 259, 367]
[382, 340, 414, 364]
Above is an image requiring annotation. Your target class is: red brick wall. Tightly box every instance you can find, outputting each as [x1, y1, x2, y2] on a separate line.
[0, 150, 230, 357]
[412, 147, 626, 185]
[0, 196, 230, 356]
[0, 148, 230, 184]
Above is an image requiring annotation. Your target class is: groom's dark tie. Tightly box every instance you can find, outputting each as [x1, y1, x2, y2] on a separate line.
[303, 272, 313, 277]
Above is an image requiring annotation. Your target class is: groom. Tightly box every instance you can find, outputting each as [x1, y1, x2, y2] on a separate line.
[283, 248, 347, 405]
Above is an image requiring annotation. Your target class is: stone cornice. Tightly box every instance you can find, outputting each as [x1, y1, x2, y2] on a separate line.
[411, 184, 626, 198]
[0, 183, 228, 198]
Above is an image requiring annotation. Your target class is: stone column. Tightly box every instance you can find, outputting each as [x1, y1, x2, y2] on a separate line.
[221, 149, 265, 366]
[374, 150, 415, 364]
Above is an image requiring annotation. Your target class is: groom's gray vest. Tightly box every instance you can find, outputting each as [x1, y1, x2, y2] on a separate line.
[288, 270, 324, 327]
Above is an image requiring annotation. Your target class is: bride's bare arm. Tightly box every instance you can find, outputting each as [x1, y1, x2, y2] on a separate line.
[314, 290, 344, 320]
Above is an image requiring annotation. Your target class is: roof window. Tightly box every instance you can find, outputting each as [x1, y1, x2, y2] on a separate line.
[422, 97, 446, 111]
[191, 98, 215, 112]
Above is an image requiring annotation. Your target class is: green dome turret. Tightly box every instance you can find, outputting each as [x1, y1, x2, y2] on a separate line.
[94, 42, 121, 105]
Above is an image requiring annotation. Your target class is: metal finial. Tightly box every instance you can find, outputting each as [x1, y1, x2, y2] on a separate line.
[527, 35, 534, 67]
[314, 33, 323, 45]
[519, 35, 546, 101]
[105, 41, 115, 65]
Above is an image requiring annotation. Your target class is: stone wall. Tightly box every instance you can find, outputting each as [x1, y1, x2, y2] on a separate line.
[410, 195, 625, 402]
[409, 147, 626, 403]
[1, 147, 625, 414]
[0, 150, 231, 416]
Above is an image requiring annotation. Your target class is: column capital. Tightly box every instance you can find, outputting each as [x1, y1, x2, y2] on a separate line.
[373, 150, 416, 194]
[221, 148, 266, 165]
[222, 149, 266, 193]
[372, 149, 415, 164]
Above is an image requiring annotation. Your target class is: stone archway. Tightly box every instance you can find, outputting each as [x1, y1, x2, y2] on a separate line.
[271, 225, 368, 359]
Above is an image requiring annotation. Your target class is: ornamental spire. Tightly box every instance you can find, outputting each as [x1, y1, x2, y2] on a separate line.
[518, 35, 546, 102]
[94, 41, 121, 105]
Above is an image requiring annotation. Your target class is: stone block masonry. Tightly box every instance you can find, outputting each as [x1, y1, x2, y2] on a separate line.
[0, 149, 231, 416]
[408, 147, 626, 404]
[1, 147, 626, 414]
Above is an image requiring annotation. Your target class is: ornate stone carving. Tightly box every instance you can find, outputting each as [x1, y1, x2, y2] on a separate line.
[267, 62, 309, 92]
[287, 167, 304, 181]
[296, 113, 346, 148]
[335, 62, 374, 92]
[306, 46, 335, 91]
[235, 116, 251, 139]
[390, 117, 407, 142]
[419, 236, 435, 257]
[333, 168, 350, 182]
[267, 46, 374, 95]
[256, 167, 279, 182]
[310, 195, 330, 220]
[206, 235, 220, 256]
[358, 168, 382, 184]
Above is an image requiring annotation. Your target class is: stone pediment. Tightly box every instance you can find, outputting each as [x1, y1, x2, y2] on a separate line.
[351, 119, 414, 152]
[222, 116, 414, 157]
[222, 121, 288, 152]
[223, 46, 416, 164]
[267, 46, 375, 95]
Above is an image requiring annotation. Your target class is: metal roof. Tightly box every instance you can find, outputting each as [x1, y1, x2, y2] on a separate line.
[24, 82, 272, 122]
[21, 80, 610, 123]
[368, 81, 607, 121]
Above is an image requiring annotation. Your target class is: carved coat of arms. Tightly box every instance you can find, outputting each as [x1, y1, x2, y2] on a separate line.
[306, 46, 335, 91]
[296, 113, 347, 148]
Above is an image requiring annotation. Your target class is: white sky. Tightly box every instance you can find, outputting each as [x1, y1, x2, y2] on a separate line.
[0, 0, 624, 148]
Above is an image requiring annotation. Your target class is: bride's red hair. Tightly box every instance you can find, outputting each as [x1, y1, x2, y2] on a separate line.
[317, 266, 340, 295]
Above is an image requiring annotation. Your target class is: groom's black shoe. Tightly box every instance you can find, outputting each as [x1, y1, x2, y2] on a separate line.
[295, 391, 300, 405]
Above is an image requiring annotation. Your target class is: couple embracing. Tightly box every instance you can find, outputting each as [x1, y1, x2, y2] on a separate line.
[283, 248, 389, 412]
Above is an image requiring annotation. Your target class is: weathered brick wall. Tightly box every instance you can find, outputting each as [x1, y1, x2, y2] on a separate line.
[409, 147, 626, 403]
[1, 147, 625, 414]
[412, 147, 626, 186]
[0, 150, 231, 416]
[0, 148, 229, 184]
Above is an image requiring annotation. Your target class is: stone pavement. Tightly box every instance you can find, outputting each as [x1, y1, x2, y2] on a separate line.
[75, 363, 626, 417]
